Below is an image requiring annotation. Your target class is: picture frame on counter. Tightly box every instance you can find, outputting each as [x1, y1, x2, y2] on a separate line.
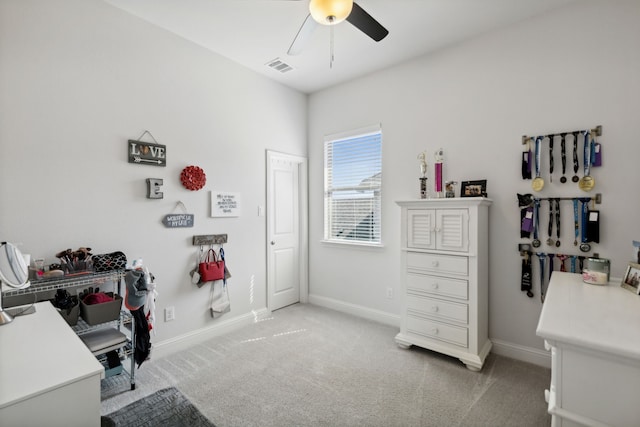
[460, 180, 487, 198]
[621, 262, 640, 294]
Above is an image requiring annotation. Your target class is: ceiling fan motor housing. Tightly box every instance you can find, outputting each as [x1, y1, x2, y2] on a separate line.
[310, 0, 353, 25]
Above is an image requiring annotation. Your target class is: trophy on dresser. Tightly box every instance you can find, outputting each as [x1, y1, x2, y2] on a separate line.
[435, 148, 444, 198]
[418, 151, 428, 199]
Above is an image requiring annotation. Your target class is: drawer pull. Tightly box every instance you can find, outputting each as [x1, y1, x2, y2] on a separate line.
[431, 260, 439, 267]
[430, 305, 439, 312]
[431, 282, 439, 290]
[431, 327, 439, 335]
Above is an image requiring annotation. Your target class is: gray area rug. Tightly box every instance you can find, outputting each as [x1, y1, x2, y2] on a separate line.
[102, 387, 215, 427]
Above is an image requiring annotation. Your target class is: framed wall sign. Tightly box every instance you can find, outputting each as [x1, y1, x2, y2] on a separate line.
[211, 191, 240, 217]
[162, 201, 193, 227]
[162, 213, 194, 228]
[128, 139, 166, 166]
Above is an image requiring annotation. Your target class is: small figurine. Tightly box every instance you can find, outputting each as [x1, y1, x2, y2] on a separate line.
[434, 148, 444, 163]
[417, 151, 427, 178]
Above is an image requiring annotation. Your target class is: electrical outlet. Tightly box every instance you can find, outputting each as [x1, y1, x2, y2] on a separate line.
[386, 287, 393, 299]
[165, 306, 175, 322]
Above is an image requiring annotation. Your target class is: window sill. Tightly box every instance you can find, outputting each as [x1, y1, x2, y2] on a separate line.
[320, 240, 385, 250]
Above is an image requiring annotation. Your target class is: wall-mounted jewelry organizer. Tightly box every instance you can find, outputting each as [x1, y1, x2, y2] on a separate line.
[517, 125, 606, 302]
[521, 125, 602, 190]
[521, 125, 602, 145]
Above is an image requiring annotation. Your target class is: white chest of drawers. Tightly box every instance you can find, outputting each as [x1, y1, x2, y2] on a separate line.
[395, 198, 492, 371]
[537, 272, 640, 427]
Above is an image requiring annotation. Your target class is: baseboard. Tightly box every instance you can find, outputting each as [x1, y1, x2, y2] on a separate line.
[308, 294, 400, 328]
[151, 308, 271, 359]
[491, 338, 551, 368]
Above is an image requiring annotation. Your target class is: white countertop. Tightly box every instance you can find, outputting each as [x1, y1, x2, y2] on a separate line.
[536, 271, 640, 361]
[0, 302, 104, 409]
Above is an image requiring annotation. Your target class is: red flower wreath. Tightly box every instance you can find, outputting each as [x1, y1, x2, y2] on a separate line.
[180, 165, 206, 191]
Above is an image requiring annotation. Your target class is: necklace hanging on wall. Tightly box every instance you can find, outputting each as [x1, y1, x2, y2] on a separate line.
[573, 198, 579, 247]
[559, 133, 567, 183]
[536, 253, 547, 303]
[571, 132, 580, 183]
[548, 134, 554, 183]
[532, 136, 544, 191]
[579, 198, 592, 252]
[554, 198, 561, 247]
[578, 130, 595, 191]
[532, 198, 541, 248]
[546, 199, 555, 246]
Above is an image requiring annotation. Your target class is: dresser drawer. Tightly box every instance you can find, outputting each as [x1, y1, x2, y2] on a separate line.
[406, 315, 468, 347]
[407, 252, 468, 276]
[407, 273, 468, 300]
[407, 294, 468, 324]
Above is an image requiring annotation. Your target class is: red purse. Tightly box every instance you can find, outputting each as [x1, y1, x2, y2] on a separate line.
[198, 249, 225, 282]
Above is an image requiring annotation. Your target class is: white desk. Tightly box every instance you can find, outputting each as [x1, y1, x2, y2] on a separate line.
[0, 302, 104, 427]
[536, 272, 640, 427]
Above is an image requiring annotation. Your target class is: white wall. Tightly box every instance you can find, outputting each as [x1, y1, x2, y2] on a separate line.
[0, 0, 307, 346]
[308, 0, 640, 364]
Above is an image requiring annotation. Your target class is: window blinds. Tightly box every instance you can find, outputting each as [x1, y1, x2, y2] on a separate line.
[324, 126, 382, 244]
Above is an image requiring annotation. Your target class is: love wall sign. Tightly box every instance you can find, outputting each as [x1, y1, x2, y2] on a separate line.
[128, 140, 166, 167]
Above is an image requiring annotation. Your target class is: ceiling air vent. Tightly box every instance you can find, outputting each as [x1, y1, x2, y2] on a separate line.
[266, 58, 293, 74]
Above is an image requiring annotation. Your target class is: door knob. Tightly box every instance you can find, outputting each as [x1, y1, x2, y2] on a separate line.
[270, 241, 275, 245]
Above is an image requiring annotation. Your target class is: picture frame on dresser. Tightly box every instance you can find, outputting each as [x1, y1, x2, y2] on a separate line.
[621, 262, 640, 294]
[460, 180, 487, 197]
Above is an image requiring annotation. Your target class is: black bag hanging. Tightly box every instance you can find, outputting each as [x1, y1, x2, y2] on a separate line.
[130, 307, 151, 368]
[587, 210, 600, 243]
[520, 206, 533, 238]
[522, 150, 532, 179]
[521, 252, 533, 298]
[517, 194, 534, 238]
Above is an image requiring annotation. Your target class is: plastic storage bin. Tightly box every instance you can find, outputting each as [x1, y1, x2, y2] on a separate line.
[80, 292, 123, 325]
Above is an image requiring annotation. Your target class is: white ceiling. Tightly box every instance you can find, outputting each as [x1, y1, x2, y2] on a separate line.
[103, 0, 577, 94]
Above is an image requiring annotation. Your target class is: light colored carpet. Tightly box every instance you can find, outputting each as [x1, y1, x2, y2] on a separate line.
[101, 303, 551, 427]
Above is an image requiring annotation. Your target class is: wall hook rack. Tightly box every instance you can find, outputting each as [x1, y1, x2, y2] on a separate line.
[193, 234, 228, 246]
[522, 125, 602, 145]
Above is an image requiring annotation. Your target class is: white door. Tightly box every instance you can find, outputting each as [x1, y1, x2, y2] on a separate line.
[266, 151, 308, 311]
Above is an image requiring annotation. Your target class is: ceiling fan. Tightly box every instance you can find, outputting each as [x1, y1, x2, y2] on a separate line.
[287, 0, 389, 56]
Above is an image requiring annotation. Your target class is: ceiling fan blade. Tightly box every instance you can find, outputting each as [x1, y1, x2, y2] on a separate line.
[346, 2, 389, 42]
[287, 14, 318, 55]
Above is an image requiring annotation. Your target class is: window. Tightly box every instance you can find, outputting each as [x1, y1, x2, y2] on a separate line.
[324, 125, 382, 245]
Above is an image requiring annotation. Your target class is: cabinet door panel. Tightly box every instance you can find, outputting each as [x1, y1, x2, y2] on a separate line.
[437, 209, 469, 252]
[407, 209, 435, 249]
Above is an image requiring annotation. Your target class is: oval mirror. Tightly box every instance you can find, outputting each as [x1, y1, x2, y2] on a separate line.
[0, 242, 30, 289]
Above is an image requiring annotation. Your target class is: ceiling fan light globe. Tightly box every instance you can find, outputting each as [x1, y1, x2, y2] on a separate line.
[309, 0, 353, 25]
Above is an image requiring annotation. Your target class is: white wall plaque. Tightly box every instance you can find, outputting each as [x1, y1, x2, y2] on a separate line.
[211, 191, 240, 217]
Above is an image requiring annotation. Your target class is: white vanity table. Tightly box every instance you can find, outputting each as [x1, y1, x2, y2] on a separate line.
[536, 271, 640, 427]
[0, 302, 104, 427]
